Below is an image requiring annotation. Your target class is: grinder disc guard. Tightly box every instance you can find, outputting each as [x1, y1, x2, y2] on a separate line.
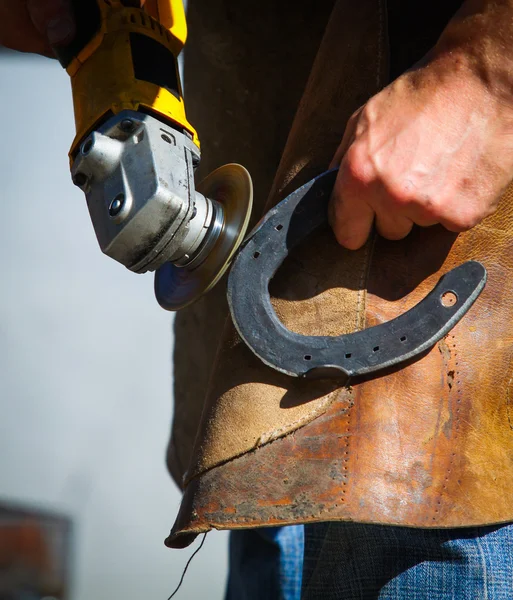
[155, 163, 253, 310]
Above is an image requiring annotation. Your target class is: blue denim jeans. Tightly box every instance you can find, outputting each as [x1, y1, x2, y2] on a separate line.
[226, 522, 513, 599]
[226, 526, 304, 600]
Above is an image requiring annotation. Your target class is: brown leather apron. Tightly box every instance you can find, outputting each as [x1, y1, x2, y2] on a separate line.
[167, 0, 513, 548]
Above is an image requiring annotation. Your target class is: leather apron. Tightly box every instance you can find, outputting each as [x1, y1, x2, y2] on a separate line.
[167, 0, 513, 548]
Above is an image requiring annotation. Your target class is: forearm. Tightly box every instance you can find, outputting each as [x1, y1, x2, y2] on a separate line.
[329, 0, 513, 250]
[431, 0, 513, 102]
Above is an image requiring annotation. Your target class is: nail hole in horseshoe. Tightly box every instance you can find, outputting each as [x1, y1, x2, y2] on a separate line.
[373, 346, 380, 352]
[400, 336, 407, 342]
[253, 251, 261, 259]
[275, 224, 283, 231]
[304, 355, 312, 361]
[345, 353, 352, 359]
[441, 291, 458, 307]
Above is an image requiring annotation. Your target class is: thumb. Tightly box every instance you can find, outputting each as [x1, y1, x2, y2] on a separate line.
[27, 0, 75, 47]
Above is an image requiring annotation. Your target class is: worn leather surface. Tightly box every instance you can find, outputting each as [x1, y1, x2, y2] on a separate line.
[169, 201, 513, 546]
[178, 0, 386, 485]
[168, 0, 336, 485]
[167, 0, 513, 548]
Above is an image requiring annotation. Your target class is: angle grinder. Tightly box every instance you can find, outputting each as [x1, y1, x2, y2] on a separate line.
[56, 0, 253, 310]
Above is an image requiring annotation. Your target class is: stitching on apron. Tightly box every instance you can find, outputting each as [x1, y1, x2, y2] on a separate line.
[506, 369, 513, 432]
[355, 241, 370, 331]
[357, 0, 386, 331]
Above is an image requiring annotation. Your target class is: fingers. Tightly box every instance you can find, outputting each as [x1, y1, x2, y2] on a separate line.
[329, 155, 375, 250]
[0, 0, 75, 54]
[330, 175, 414, 251]
[0, 1, 47, 54]
[330, 144, 437, 249]
[27, 0, 75, 47]
[375, 211, 414, 241]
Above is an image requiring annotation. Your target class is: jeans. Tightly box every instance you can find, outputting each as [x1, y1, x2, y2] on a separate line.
[226, 522, 513, 599]
[225, 526, 304, 600]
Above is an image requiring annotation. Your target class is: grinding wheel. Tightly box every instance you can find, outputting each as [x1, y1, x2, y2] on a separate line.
[154, 164, 253, 311]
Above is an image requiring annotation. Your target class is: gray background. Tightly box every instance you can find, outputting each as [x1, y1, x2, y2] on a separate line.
[0, 52, 228, 599]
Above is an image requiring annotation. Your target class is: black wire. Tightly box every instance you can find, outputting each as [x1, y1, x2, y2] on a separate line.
[167, 533, 208, 600]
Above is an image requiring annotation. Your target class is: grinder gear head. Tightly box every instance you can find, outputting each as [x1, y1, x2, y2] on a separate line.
[72, 110, 253, 309]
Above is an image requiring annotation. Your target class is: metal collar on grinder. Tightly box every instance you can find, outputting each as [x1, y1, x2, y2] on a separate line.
[227, 169, 487, 382]
[155, 163, 253, 310]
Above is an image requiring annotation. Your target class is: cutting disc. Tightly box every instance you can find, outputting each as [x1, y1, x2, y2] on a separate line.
[154, 163, 253, 311]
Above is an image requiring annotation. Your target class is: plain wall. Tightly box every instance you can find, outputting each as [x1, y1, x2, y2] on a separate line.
[0, 53, 228, 600]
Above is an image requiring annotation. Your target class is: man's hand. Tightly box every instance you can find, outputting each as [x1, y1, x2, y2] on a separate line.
[0, 0, 75, 56]
[330, 1, 513, 250]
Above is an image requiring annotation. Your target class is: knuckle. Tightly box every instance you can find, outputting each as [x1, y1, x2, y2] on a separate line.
[383, 182, 446, 219]
[419, 195, 443, 219]
[359, 101, 376, 124]
[415, 193, 448, 222]
[445, 209, 483, 232]
[382, 178, 418, 209]
[387, 183, 413, 208]
[342, 144, 375, 187]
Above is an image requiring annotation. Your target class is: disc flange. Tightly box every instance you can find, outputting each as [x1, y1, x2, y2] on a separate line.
[154, 163, 253, 311]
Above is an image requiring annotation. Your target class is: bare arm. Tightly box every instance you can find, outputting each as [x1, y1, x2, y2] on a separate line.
[330, 0, 513, 249]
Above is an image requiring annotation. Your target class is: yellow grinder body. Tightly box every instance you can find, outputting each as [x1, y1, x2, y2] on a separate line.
[56, 0, 198, 157]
